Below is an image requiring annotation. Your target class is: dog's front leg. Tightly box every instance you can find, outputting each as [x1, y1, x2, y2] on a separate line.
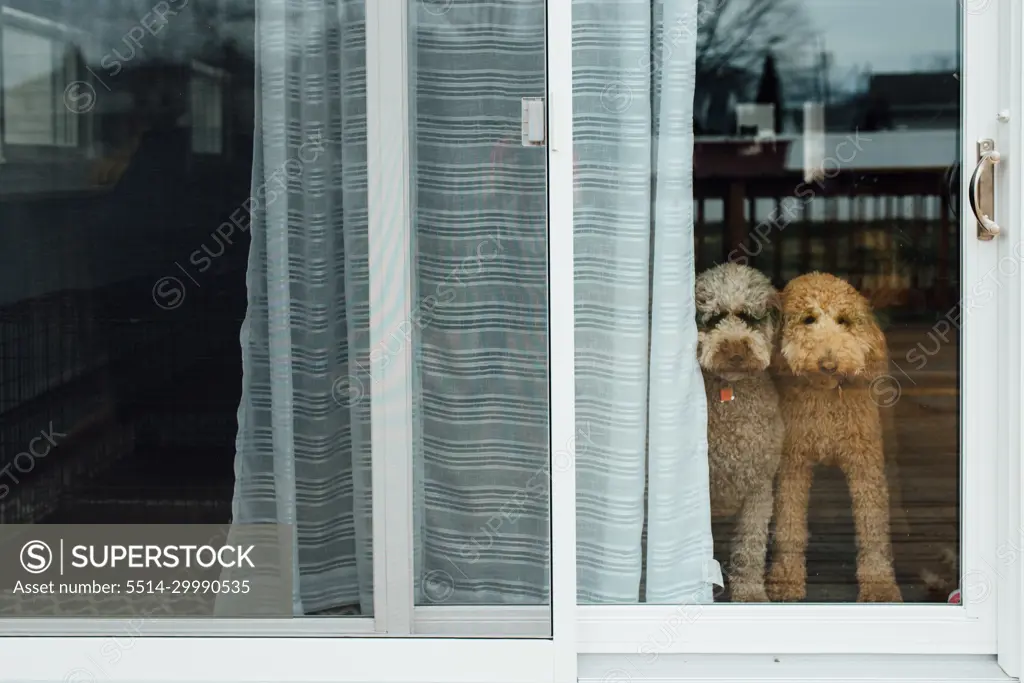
[766, 453, 813, 602]
[839, 442, 903, 603]
[729, 480, 773, 602]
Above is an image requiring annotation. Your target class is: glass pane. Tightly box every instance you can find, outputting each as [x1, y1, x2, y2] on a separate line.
[0, 0, 372, 618]
[574, 0, 960, 604]
[408, 0, 551, 620]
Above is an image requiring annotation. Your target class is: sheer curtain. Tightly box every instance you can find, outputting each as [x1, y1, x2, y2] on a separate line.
[229, 0, 715, 613]
[409, 0, 552, 606]
[574, 0, 717, 603]
[229, 0, 373, 616]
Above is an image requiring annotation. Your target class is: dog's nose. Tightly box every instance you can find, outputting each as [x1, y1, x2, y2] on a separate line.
[818, 359, 838, 374]
[730, 353, 744, 364]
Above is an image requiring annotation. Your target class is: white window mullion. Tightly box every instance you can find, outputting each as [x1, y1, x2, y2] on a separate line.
[547, 0, 578, 679]
[365, 0, 415, 636]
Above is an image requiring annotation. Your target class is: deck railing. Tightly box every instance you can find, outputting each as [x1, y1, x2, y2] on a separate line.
[692, 134, 959, 318]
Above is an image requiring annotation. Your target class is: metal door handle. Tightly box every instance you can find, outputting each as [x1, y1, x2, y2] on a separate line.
[969, 138, 1000, 240]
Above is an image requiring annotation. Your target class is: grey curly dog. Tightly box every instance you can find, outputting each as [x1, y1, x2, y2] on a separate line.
[695, 262, 784, 602]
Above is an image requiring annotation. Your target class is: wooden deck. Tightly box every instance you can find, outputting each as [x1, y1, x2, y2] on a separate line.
[714, 323, 960, 603]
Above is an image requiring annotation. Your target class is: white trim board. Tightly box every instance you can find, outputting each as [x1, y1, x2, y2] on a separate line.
[999, 0, 1024, 677]
[578, 655, 1013, 683]
[0, 638, 557, 683]
[576, 604, 993, 655]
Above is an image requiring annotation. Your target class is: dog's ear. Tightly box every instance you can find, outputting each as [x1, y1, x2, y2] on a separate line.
[766, 291, 790, 378]
[765, 290, 782, 329]
[861, 305, 890, 382]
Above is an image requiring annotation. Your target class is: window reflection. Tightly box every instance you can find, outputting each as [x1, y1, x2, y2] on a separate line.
[0, 1, 252, 557]
[693, 0, 960, 603]
[574, 0, 961, 605]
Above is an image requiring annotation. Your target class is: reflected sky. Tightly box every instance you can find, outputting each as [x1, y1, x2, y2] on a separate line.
[804, 0, 958, 72]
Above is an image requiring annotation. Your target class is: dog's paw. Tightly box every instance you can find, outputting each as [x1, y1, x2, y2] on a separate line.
[857, 581, 903, 603]
[730, 581, 770, 603]
[766, 563, 806, 602]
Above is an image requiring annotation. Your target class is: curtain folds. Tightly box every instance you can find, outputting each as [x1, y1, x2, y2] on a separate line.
[409, 0, 551, 607]
[573, 0, 716, 603]
[230, 0, 373, 616]
[230, 0, 715, 613]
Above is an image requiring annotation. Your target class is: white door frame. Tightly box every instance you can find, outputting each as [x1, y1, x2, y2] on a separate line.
[996, 0, 1024, 676]
[1, 1, 1022, 682]
[574, 0, 1022, 676]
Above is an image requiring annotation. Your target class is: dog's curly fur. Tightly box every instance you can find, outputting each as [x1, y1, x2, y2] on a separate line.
[766, 272, 902, 603]
[696, 263, 784, 602]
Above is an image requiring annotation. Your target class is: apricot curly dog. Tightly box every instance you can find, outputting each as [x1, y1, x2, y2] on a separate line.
[766, 272, 902, 603]
[696, 263, 784, 602]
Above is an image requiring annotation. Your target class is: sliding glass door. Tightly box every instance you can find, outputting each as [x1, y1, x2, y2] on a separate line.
[368, 0, 557, 636]
[0, 0, 573, 657]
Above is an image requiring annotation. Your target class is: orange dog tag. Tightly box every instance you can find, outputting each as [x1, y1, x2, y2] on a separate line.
[719, 387, 734, 402]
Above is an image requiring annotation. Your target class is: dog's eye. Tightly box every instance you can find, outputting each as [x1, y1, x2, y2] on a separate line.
[802, 315, 817, 325]
[836, 315, 852, 327]
[737, 312, 763, 326]
[704, 312, 727, 328]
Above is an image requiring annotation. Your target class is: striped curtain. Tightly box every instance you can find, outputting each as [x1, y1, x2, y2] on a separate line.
[410, 0, 551, 606]
[230, 0, 373, 616]
[411, 0, 715, 605]
[231, 0, 714, 612]
[573, 0, 716, 603]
